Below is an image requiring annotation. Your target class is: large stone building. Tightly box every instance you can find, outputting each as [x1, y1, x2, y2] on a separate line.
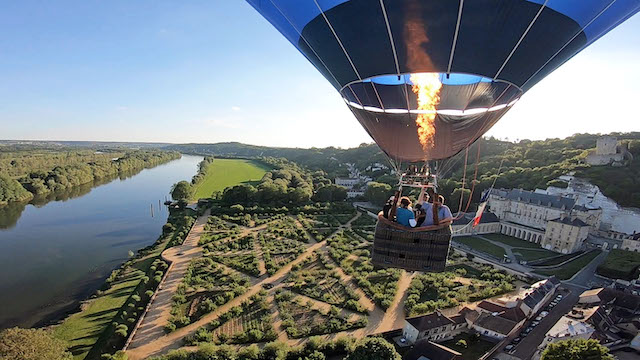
[451, 211, 500, 238]
[485, 188, 600, 253]
[542, 217, 590, 254]
[539, 175, 640, 241]
[585, 136, 632, 166]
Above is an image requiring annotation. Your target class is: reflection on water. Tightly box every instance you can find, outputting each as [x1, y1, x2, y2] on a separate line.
[0, 170, 141, 230]
[0, 155, 203, 329]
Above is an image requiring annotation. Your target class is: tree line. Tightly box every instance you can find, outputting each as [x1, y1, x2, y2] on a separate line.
[0, 150, 180, 206]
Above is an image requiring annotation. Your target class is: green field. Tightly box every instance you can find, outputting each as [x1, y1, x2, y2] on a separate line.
[192, 159, 270, 200]
[53, 262, 148, 359]
[482, 233, 542, 249]
[454, 236, 507, 259]
[441, 333, 495, 360]
[535, 250, 601, 280]
[513, 248, 558, 262]
[597, 249, 640, 280]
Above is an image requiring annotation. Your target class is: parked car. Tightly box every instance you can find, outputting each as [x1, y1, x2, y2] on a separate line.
[513, 337, 521, 344]
[505, 345, 514, 351]
[541, 311, 549, 317]
[532, 321, 540, 326]
[535, 316, 542, 321]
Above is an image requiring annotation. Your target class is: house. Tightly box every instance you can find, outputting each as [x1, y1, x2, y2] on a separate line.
[403, 310, 470, 344]
[404, 340, 462, 360]
[520, 277, 561, 317]
[540, 316, 596, 349]
[472, 300, 527, 340]
[579, 288, 606, 305]
[541, 217, 590, 254]
[579, 288, 640, 314]
[472, 312, 525, 340]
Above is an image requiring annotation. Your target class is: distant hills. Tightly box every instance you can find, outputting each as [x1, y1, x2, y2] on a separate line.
[3, 132, 639, 208]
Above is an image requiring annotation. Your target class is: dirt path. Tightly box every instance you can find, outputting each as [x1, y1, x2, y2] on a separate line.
[126, 212, 374, 359]
[125, 210, 210, 352]
[126, 236, 330, 360]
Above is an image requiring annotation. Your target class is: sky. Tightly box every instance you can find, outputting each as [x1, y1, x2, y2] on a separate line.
[0, 1, 639, 148]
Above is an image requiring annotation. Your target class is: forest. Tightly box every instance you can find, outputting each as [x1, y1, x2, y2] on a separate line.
[0, 146, 180, 205]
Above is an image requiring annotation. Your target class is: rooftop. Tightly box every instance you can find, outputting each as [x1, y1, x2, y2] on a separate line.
[474, 312, 519, 335]
[551, 217, 589, 227]
[404, 340, 462, 360]
[491, 188, 576, 210]
[547, 316, 595, 339]
[406, 311, 455, 332]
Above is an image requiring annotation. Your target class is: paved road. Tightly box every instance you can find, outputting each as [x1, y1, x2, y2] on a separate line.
[566, 250, 610, 288]
[510, 286, 577, 360]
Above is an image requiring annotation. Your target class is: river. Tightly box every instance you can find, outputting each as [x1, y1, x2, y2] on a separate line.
[0, 154, 203, 329]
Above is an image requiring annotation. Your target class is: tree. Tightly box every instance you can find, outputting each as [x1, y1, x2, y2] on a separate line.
[364, 182, 393, 206]
[540, 339, 614, 360]
[303, 351, 326, 360]
[344, 337, 401, 360]
[0, 327, 72, 360]
[171, 181, 193, 201]
[313, 184, 347, 202]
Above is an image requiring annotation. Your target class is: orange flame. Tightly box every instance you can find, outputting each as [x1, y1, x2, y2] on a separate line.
[410, 73, 442, 150]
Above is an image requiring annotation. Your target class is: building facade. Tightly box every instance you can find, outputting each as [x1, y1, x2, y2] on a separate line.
[486, 188, 605, 254]
[541, 217, 590, 254]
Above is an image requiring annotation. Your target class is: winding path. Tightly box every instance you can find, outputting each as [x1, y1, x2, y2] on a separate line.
[126, 210, 210, 353]
[126, 210, 417, 360]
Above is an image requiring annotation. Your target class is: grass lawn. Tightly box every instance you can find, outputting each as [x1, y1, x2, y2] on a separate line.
[513, 248, 558, 262]
[482, 233, 542, 249]
[441, 333, 496, 360]
[192, 159, 270, 200]
[54, 231, 172, 359]
[597, 249, 640, 280]
[53, 264, 147, 359]
[535, 250, 601, 280]
[454, 236, 507, 259]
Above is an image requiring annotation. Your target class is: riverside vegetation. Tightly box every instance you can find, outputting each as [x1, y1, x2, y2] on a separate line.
[0, 147, 180, 206]
[53, 207, 197, 360]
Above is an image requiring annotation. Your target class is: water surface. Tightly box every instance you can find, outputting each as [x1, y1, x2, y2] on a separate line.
[0, 155, 203, 328]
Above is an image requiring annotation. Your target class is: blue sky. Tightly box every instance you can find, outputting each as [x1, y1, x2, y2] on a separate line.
[1, 1, 638, 148]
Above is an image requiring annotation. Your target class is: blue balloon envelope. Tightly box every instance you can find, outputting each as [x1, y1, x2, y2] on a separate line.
[247, 0, 640, 162]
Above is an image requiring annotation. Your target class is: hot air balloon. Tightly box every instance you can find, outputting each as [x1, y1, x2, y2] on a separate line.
[247, 0, 640, 271]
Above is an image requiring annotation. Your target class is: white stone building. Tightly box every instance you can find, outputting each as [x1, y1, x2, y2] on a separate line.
[585, 136, 632, 166]
[542, 217, 590, 254]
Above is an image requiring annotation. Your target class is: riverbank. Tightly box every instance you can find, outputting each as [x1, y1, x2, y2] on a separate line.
[53, 207, 198, 360]
[0, 155, 204, 330]
[0, 150, 181, 208]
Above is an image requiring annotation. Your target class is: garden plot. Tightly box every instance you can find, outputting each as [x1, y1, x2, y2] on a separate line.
[265, 216, 311, 243]
[209, 252, 261, 277]
[259, 232, 306, 275]
[288, 253, 365, 313]
[328, 230, 400, 310]
[274, 290, 367, 338]
[404, 265, 517, 316]
[205, 233, 255, 252]
[167, 257, 250, 331]
[184, 291, 277, 345]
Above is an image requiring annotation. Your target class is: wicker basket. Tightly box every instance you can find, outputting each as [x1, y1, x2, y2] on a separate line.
[372, 218, 451, 272]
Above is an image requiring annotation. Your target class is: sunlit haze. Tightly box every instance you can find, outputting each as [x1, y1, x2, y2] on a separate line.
[1, 1, 638, 147]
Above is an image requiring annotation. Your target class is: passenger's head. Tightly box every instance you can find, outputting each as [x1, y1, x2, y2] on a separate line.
[434, 194, 445, 205]
[400, 196, 411, 208]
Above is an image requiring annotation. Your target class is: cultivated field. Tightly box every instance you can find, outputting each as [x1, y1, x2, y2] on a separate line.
[191, 159, 270, 200]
